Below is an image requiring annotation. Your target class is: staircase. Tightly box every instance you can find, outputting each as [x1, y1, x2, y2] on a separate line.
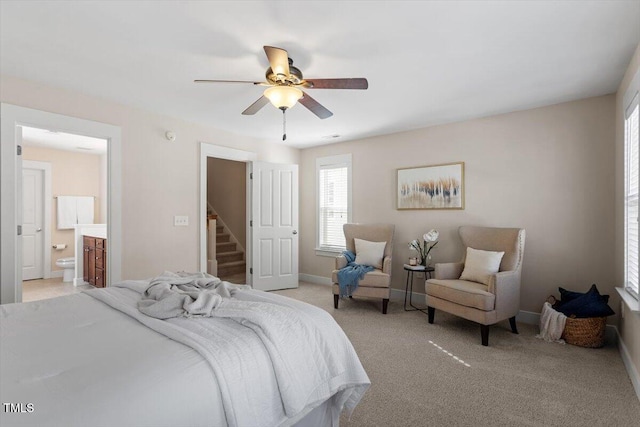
[215, 224, 246, 278]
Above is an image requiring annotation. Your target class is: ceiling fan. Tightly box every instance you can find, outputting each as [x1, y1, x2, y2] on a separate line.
[195, 46, 368, 139]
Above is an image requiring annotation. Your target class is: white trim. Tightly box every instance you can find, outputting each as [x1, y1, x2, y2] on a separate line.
[303, 277, 637, 398]
[1, 104, 121, 304]
[623, 68, 640, 114]
[315, 248, 343, 258]
[22, 160, 52, 280]
[390, 287, 427, 305]
[515, 309, 540, 325]
[315, 153, 352, 252]
[618, 327, 640, 402]
[199, 142, 257, 283]
[306, 278, 623, 346]
[390, 289, 618, 341]
[495, 309, 618, 343]
[616, 287, 640, 312]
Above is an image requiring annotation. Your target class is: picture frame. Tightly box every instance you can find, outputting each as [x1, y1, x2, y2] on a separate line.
[397, 162, 464, 210]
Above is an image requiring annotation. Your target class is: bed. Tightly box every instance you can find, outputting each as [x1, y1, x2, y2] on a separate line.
[0, 272, 370, 427]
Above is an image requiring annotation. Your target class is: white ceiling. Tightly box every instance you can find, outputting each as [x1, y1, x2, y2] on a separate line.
[21, 126, 107, 154]
[1, 1, 639, 149]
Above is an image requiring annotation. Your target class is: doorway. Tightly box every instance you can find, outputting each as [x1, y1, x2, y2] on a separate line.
[199, 143, 256, 286]
[207, 157, 247, 283]
[20, 127, 108, 302]
[0, 103, 122, 305]
[199, 142, 299, 291]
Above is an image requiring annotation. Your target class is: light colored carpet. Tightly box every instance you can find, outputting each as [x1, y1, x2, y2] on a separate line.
[274, 282, 640, 427]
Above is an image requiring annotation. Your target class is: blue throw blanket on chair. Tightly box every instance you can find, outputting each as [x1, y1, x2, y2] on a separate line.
[337, 250, 374, 297]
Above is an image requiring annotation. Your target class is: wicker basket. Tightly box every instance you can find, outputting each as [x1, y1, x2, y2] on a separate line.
[561, 316, 607, 348]
[547, 296, 607, 348]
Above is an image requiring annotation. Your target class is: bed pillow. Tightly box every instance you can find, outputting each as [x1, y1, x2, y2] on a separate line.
[354, 238, 386, 269]
[459, 247, 505, 286]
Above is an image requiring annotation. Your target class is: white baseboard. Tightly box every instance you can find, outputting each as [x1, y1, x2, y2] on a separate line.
[73, 277, 88, 287]
[50, 270, 63, 278]
[516, 310, 618, 344]
[617, 328, 640, 402]
[300, 274, 637, 399]
[390, 287, 427, 305]
[516, 310, 540, 325]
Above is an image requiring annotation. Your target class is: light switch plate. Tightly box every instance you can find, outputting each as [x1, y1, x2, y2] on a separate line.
[174, 215, 189, 226]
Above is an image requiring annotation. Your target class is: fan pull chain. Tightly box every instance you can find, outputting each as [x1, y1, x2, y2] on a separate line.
[282, 108, 287, 141]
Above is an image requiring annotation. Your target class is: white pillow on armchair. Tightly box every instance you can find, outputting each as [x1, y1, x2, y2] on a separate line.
[459, 247, 504, 285]
[354, 238, 386, 269]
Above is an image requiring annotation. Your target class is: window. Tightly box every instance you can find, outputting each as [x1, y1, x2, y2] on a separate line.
[625, 91, 640, 299]
[316, 154, 352, 255]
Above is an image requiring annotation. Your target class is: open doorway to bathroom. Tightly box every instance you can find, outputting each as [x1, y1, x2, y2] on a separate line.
[20, 126, 107, 302]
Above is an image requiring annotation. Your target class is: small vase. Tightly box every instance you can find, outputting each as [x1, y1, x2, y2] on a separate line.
[421, 254, 432, 267]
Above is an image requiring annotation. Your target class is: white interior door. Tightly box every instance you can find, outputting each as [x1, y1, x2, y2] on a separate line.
[22, 167, 44, 280]
[251, 162, 298, 291]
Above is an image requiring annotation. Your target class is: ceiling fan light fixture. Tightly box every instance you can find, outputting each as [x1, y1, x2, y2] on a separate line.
[264, 86, 303, 110]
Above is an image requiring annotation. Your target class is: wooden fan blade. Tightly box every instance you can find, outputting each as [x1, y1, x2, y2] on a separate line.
[264, 46, 290, 79]
[299, 91, 333, 119]
[242, 96, 270, 115]
[194, 79, 264, 85]
[302, 78, 368, 89]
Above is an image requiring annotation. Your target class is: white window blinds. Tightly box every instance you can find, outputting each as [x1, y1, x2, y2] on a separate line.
[625, 92, 640, 298]
[317, 155, 352, 252]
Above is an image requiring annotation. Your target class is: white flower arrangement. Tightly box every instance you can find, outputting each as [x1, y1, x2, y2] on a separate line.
[408, 229, 439, 265]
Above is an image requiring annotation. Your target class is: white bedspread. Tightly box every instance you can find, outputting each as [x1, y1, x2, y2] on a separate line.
[0, 280, 369, 427]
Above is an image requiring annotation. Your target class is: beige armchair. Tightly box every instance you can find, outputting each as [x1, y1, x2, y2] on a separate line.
[332, 223, 395, 314]
[425, 226, 526, 346]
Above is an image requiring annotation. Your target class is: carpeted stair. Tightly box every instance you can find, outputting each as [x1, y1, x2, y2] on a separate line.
[215, 224, 245, 277]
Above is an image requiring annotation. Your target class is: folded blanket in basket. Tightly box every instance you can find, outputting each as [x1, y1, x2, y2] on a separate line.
[536, 302, 566, 343]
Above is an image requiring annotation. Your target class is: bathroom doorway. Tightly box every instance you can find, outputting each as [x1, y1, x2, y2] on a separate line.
[1, 104, 122, 305]
[20, 127, 108, 302]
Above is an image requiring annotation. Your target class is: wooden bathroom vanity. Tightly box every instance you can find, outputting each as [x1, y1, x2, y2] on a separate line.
[83, 235, 106, 288]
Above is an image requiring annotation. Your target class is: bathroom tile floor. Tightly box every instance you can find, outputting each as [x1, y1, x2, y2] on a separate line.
[22, 277, 93, 302]
[22, 275, 246, 303]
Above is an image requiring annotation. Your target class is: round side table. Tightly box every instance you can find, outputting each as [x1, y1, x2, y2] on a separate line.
[403, 264, 434, 313]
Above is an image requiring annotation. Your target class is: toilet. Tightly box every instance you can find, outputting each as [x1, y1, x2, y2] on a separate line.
[56, 257, 75, 283]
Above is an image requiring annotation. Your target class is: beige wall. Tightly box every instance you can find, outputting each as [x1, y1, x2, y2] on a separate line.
[207, 157, 246, 249]
[615, 43, 640, 387]
[22, 146, 103, 273]
[1, 75, 299, 279]
[300, 95, 616, 320]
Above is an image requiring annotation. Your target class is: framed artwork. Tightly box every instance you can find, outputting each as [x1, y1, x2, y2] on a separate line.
[397, 162, 464, 210]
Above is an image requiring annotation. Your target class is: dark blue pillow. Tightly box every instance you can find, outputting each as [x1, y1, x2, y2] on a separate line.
[559, 284, 610, 304]
[558, 287, 584, 303]
[555, 284, 615, 318]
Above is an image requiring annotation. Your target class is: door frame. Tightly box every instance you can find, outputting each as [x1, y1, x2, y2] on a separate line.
[199, 142, 256, 284]
[1, 103, 122, 304]
[22, 160, 52, 280]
